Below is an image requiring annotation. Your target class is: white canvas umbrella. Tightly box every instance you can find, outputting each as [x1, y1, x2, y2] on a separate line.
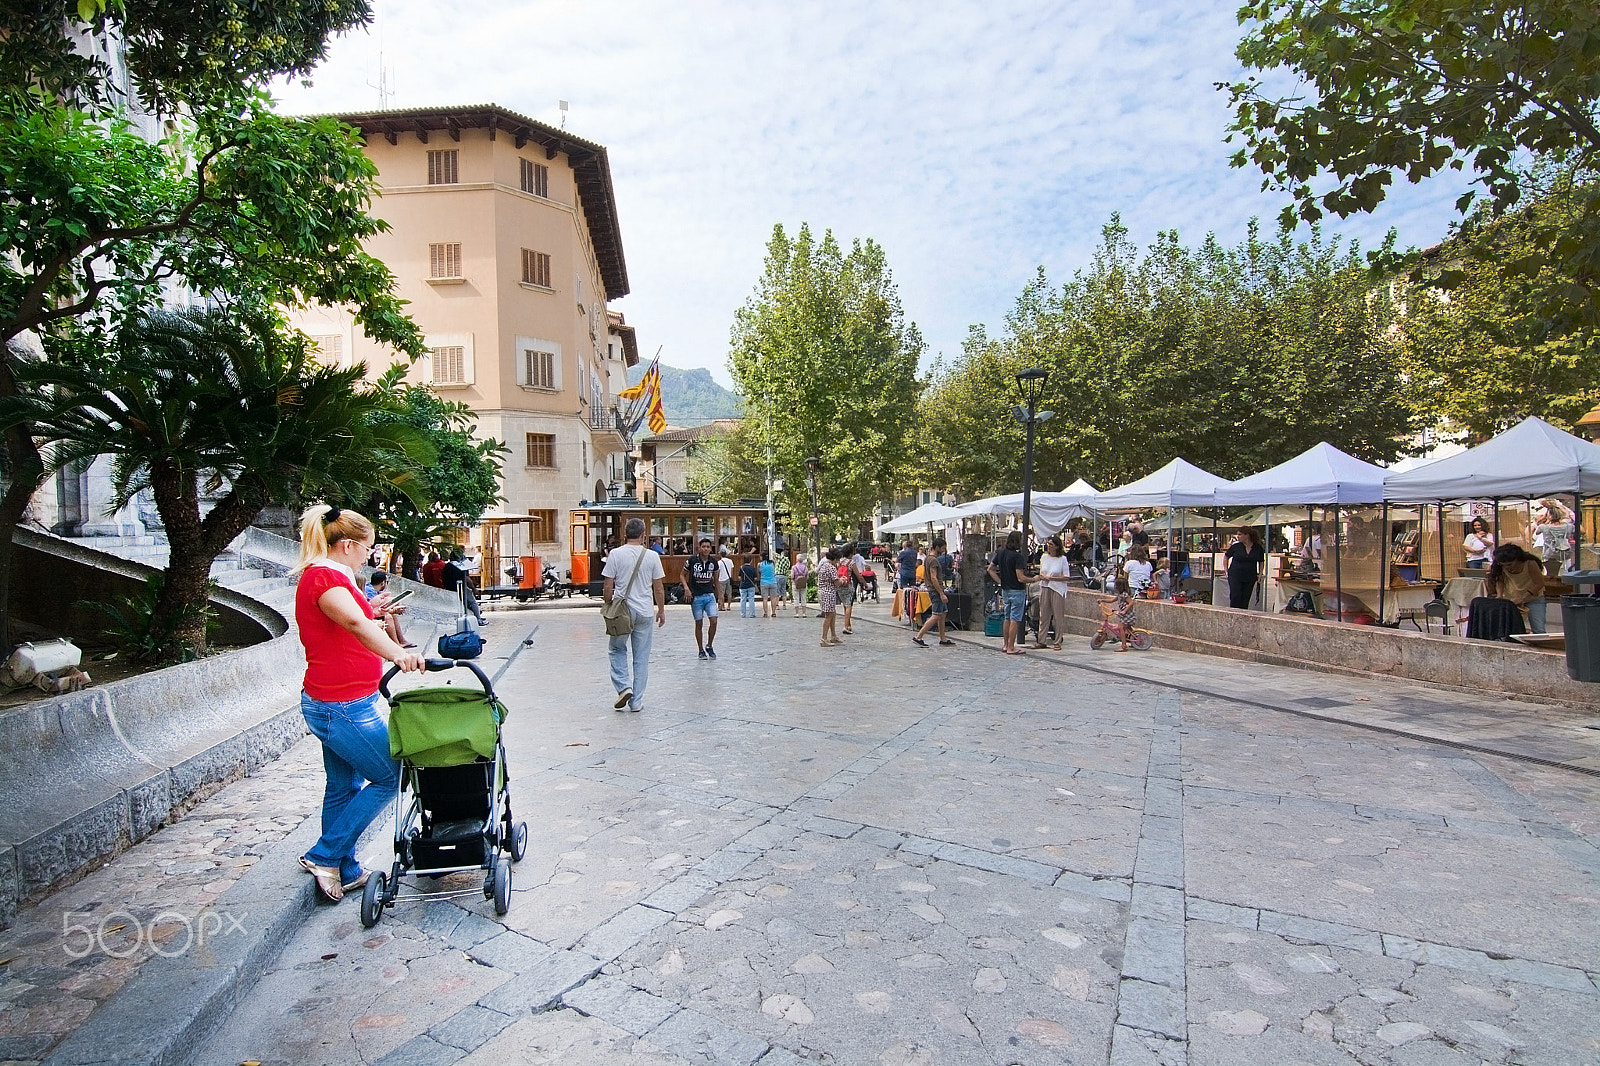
[881, 501, 966, 534]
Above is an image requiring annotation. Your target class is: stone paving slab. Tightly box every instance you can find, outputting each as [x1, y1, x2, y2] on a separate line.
[7, 601, 1600, 1066]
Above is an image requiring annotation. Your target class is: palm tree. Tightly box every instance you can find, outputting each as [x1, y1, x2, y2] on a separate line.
[4, 307, 433, 658]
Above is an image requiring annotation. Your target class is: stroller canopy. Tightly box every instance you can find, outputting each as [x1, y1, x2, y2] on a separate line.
[388, 686, 508, 767]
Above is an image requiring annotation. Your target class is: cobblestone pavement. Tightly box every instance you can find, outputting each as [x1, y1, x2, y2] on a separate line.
[185, 603, 1600, 1066]
[6, 600, 1599, 1066]
[0, 741, 322, 1064]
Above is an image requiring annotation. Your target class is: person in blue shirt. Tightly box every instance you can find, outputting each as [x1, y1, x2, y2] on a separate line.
[758, 554, 778, 617]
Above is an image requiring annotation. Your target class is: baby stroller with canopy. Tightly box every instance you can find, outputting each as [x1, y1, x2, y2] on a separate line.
[360, 658, 528, 927]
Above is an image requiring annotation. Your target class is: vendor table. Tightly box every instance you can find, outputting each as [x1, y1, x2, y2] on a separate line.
[1442, 576, 1486, 626]
[1383, 583, 1444, 627]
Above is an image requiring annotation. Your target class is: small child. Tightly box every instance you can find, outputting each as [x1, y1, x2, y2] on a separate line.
[1112, 577, 1137, 652]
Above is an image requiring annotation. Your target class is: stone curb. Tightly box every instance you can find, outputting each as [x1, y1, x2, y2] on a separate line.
[39, 815, 322, 1066]
[39, 795, 399, 1066]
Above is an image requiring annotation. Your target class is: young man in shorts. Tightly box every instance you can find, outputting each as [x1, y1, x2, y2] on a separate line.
[682, 538, 720, 659]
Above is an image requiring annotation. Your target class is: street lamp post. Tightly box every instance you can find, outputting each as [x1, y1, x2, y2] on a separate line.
[1013, 367, 1053, 550]
[805, 456, 821, 557]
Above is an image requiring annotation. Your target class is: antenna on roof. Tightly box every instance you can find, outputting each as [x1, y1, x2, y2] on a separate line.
[558, 99, 569, 129]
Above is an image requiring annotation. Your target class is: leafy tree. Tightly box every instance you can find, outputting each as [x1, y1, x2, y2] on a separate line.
[364, 371, 505, 580]
[4, 308, 432, 659]
[1222, 0, 1600, 337]
[684, 420, 766, 505]
[922, 217, 1418, 493]
[0, 0, 422, 643]
[728, 224, 925, 540]
[1399, 189, 1600, 438]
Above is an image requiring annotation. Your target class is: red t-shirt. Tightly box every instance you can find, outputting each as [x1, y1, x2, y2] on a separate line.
[420, 559, 446, 588]
[296, 563, 382, 702]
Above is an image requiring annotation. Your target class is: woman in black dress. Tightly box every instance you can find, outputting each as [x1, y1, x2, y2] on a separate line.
[1224, 527, 1264, 610]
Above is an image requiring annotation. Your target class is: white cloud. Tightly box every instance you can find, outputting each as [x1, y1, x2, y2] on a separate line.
[275, 0, 1469, 386]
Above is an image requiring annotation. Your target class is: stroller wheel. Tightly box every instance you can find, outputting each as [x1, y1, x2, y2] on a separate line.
[1089, 631, 1107, 650]
[492, 858, 512, 916]
[509, 821, 529, 862]
[360, 872, 387, 929]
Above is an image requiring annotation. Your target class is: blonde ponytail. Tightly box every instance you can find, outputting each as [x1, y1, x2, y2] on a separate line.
[294, 503, 375, 574]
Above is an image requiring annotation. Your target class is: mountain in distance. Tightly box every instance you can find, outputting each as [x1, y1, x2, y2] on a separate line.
[625, 363, 743, 426]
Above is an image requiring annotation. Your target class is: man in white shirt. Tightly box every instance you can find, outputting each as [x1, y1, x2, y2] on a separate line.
[716, 546, 734, 612]
[602, 518, 666, 713]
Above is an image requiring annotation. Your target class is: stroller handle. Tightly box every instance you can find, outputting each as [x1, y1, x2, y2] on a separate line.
[380, 657, 494, 700]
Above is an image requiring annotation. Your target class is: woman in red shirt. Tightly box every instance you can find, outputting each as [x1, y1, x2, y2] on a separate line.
[294, 505, 424, 901]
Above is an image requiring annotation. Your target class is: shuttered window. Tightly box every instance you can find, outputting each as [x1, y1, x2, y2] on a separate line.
[526, 433, 555, 468]
[429, 242, 461, 279]
[426, 149, 458, 184]
[431, 346, 465, 385]
[521, 248, 551, 288]
[309, 334, 342, 364]
[523, 348, 555, 389]
[519, 158, 549, 197]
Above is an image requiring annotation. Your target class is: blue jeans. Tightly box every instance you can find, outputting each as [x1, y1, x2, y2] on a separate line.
[1002, 588, 1027, 622]
[1528, 597, 1547, 634]
[692, 593, 718, 620]
[740, 586, 756, 616]
[301, 691, 399, 882]
[609, 610, 654, 708]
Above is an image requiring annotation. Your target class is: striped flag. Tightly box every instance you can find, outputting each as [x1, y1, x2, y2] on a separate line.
[620, 357, 667, 434]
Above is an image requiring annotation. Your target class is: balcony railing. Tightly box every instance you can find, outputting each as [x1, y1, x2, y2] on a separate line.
[589, 407, 618, 432]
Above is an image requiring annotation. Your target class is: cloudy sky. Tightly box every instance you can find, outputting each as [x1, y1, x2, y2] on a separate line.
[274, 1, 1466, 388]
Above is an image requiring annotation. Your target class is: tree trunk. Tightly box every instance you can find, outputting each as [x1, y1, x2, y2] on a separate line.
[0, 355, 46, 651]
[960, 533, 989, 602]
[149, 464, 265, 658]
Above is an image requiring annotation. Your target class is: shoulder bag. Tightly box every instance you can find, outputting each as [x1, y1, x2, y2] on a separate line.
[603, 547, 648, 637]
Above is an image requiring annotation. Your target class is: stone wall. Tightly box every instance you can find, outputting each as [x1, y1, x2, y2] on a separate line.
[1057, 588, 1597, 704]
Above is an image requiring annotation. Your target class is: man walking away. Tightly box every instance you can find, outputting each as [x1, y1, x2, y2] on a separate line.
[602, 518, 666, 712]
[913, 538, 955, 647]
[421, 551, 445, 588]
[716, 546, 734, 613]
[682, 538, 720, 659]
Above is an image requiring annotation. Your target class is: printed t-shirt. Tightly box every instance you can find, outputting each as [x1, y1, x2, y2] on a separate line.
[685, 557, 718, 597]
[296, 562, 381, 702]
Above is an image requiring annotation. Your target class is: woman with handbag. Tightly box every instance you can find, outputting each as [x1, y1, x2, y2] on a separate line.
[294, 504, 424, 902]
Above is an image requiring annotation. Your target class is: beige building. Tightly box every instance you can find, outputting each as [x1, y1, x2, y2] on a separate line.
[285, 104, 636, 570]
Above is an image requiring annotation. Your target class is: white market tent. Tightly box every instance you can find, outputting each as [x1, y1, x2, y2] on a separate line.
[1383, 416, 1600, 502]
[881, 501, 966, 534]
[949, 492, 1025, 519]
[1031, 480, 1100, 534]
[1093, 458, 1233, 511]
[1214, 442, 1387, 507]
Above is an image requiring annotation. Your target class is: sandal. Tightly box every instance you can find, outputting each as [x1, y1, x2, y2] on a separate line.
[305, 861, 344, 902]
[1003, 649, 1026, 655]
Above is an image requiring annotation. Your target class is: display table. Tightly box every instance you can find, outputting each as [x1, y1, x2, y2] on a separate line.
[1442, 576, 1486, 625]
[1383, 583, 1444, 626]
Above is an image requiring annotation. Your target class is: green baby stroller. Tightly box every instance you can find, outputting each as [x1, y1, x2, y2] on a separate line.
[360, 658, 528, 928]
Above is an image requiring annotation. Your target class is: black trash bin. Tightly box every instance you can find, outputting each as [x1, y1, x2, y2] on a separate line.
[1561, 594, 1600, 682]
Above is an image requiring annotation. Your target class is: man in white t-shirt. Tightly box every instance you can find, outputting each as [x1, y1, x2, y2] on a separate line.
[602, 518, 666, 713]
[716, 547, 734, 612]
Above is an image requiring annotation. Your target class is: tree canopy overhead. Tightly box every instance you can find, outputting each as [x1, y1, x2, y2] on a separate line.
[1223, 0, 1600, 336]
[727, 224, 924, 538]
[921, 217, 1418, 495]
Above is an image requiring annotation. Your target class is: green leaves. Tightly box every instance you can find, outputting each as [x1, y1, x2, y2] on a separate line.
[728, 223, 925, 531]
[1225, 0, 1600, 338]
[920, 216, 1419, 494]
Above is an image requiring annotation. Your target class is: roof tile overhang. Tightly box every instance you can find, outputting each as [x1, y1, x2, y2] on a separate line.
[312, 103, 630, 300]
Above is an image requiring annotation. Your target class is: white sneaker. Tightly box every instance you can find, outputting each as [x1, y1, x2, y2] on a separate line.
[614, 688, 632, 709]
[629, 701, 643, 713]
